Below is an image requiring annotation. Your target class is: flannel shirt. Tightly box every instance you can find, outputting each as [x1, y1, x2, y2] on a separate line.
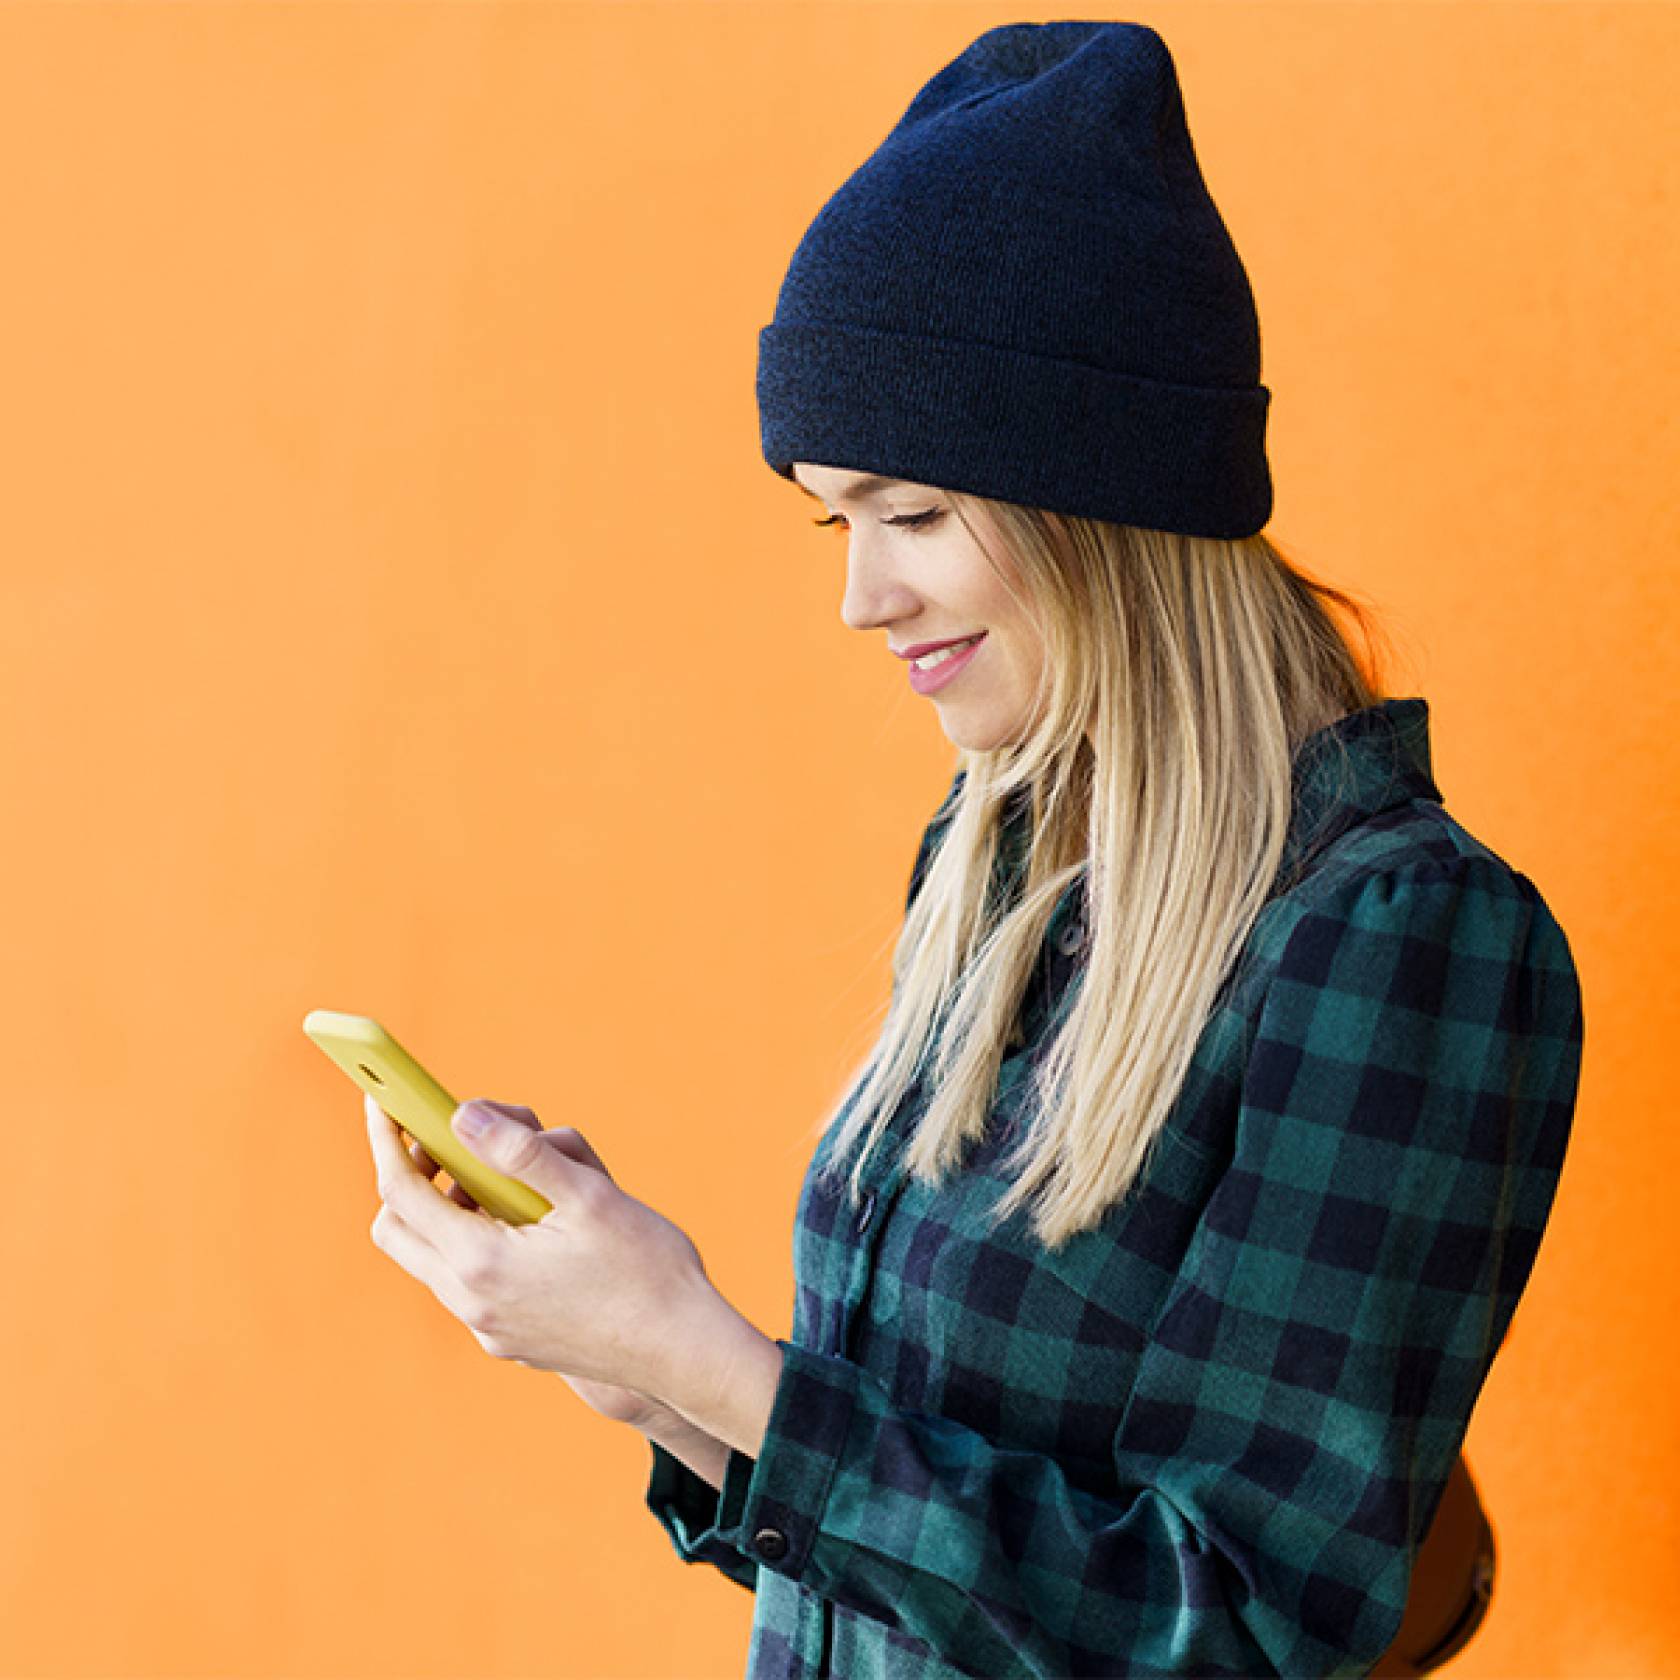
[645, 697, 1585, 1679]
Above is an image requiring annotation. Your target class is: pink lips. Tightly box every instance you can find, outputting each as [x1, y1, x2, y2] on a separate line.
[907, 633, 986, 695]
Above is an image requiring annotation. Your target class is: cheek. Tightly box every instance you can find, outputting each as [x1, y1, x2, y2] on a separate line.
[983, 631, 1031, 693]
[997, 630, 1047, 697]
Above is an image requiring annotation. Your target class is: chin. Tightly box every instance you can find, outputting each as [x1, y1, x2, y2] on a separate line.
[939, 715, 1019, 754]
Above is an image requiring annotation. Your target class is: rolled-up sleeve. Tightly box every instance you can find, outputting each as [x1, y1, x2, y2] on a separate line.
[644, 1438, 761, 1592]
[655, 856, 1586, 1677]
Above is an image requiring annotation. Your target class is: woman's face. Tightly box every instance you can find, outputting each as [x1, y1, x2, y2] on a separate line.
[790, 463, 1046, 752]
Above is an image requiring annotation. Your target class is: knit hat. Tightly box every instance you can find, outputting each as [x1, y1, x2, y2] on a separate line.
[756, 20, 1273, 540]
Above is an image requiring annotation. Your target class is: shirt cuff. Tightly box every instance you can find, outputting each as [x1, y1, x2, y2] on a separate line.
[644, 1434, 761, 1592]
[711, 1338, 860, 1579]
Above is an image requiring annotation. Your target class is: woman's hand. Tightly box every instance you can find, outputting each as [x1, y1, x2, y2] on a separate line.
[402, 1116, 689, 1435]
[364, 1092, 720, 1403]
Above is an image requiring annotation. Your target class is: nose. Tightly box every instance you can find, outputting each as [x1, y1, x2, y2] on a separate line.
[838, 534, 919, 636]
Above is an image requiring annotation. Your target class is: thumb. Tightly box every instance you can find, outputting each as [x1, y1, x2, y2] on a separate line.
[452, 1101, 575, 1197]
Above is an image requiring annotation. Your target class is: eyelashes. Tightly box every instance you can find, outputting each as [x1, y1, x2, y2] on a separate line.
[811, 509, 946, 533]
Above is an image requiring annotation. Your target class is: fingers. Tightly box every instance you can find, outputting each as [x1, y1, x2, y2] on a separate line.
[397, 1099, 545, 1212]
[482, 1101, 541, 1131]
[407, 1138, 479, 1209]
[544, 1128, 614, 1182]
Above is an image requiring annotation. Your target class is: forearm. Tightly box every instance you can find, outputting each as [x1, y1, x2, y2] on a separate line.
[642, 1412, 732, 1492]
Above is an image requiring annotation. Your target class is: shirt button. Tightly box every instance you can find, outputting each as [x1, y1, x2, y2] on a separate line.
[856, 1191, 877, 1235]
[1056, 919, 1086, 956]
[753, 1527, 788, 1561]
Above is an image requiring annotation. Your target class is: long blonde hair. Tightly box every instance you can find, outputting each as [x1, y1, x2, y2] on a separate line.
[810, 493, 1398, 1253]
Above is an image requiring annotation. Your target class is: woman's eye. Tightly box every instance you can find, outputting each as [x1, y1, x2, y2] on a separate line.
[811, 509, 944, 532]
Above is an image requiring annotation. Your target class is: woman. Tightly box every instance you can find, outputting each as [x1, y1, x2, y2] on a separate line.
[642, 20, 1583, 1677]
[367, 19, 1584, 1678]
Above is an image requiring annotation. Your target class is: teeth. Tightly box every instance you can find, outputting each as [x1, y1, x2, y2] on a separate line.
[913, 636, 980, 671]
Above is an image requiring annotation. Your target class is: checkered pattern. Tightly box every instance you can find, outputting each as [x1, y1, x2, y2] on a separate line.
[645, 698, 1585, 1678]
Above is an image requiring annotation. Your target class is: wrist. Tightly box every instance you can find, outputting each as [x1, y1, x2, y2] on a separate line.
[662, 1291, 785, 1462]
[640, 1405, 702, 1445]
[643, 1276, 732, 1418]
[642, 1406, 732, 1493]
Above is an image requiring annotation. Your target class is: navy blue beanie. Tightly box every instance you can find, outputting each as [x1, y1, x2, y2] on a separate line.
[756, 20, 1273, 540]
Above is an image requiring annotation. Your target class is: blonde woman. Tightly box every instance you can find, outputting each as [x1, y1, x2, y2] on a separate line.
[369, 19, 1584, 1678]
[643, 20, 1583, 1677]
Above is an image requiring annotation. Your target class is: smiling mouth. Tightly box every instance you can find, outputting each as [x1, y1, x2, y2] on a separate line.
[909, 635, 985, 671]
[907, 634, 986, 695]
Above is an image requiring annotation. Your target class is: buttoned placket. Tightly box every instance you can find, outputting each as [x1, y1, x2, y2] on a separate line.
[808, 1143, 906, 1674]
[805, 896, 1087, 1675]
[836, 1157, 902, 1348]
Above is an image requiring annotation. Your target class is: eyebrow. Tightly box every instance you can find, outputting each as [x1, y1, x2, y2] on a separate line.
[791, 471, 905, 506]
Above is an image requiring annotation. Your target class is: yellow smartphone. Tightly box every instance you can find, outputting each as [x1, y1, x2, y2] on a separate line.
[302, 1009, 553, 1226]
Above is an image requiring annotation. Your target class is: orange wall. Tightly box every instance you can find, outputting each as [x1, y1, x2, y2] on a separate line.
[0, 4, 1671, 1676]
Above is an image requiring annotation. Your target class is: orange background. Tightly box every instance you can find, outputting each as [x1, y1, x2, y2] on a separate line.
[0, 4, 1672, 1676]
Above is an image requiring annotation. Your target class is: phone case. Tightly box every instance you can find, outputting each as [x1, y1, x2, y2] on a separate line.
[302, 1009, 553, 1226]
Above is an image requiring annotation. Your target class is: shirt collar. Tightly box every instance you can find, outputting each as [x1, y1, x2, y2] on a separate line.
[1276, 695, 1441, 890]
[987, 695, 1440, 921]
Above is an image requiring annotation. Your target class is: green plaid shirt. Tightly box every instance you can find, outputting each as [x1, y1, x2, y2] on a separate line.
[645, 698, 1585, 1678]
